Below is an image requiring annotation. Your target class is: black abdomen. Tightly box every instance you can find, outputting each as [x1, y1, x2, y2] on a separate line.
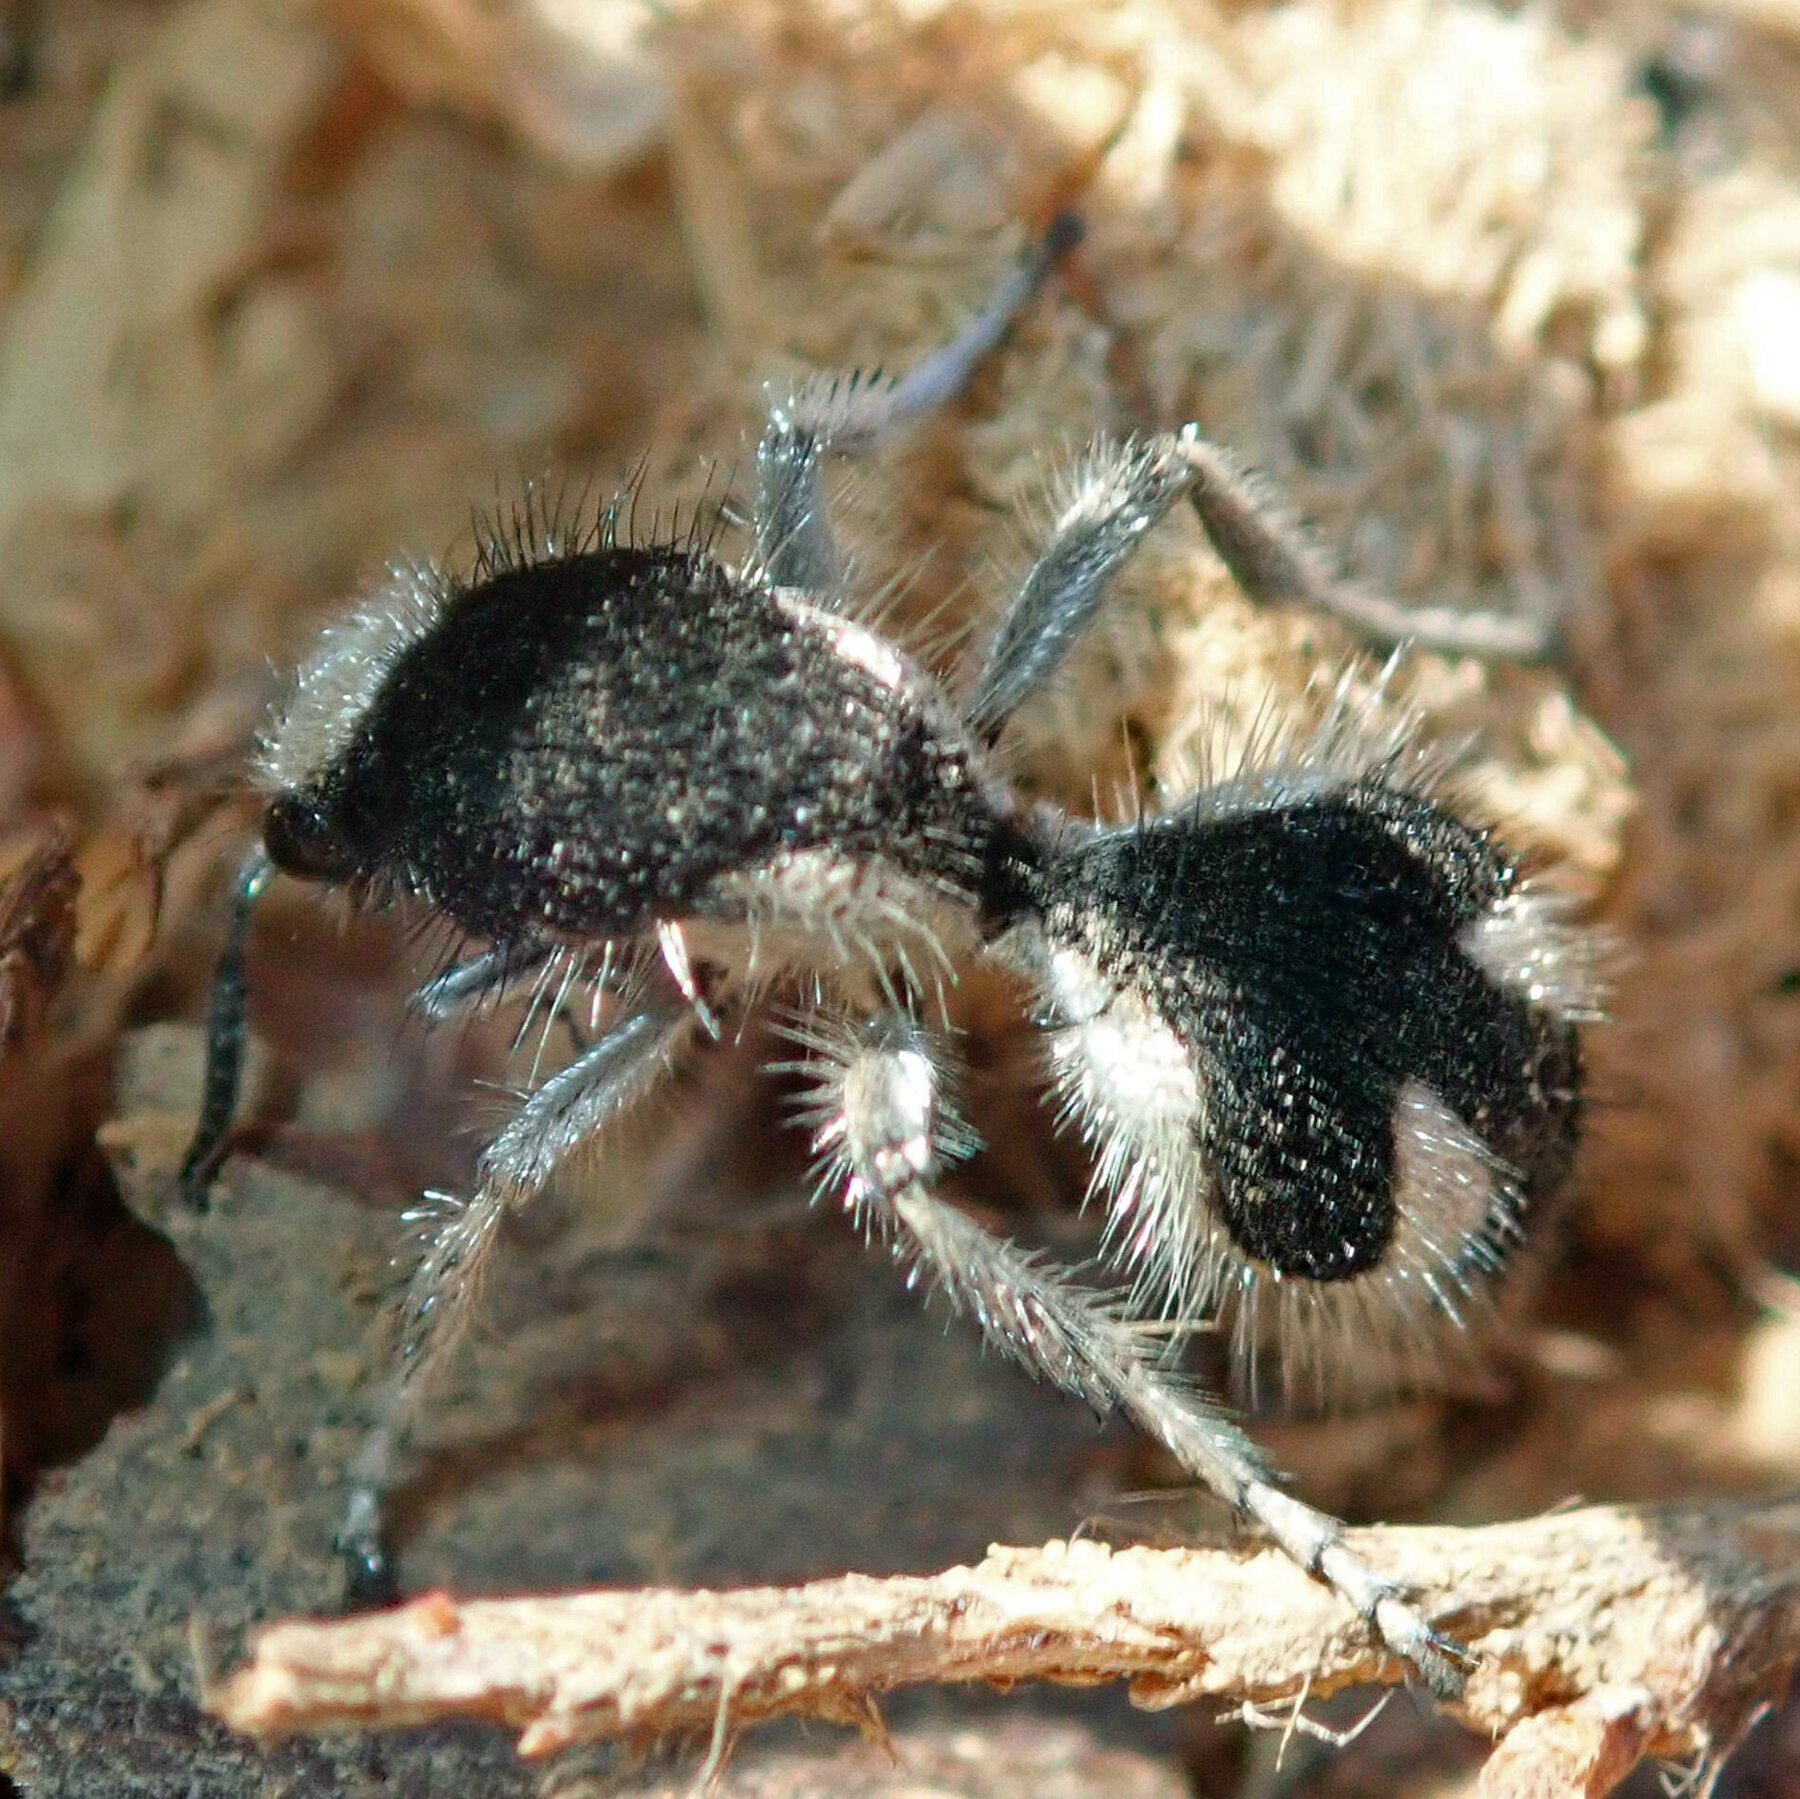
[1033, 783, 1582, 1282]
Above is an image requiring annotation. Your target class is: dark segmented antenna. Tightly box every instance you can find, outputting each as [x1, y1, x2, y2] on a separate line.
[179, 847, 273, 1209]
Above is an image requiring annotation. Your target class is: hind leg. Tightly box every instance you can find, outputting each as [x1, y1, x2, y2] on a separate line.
[1170, 428, 1553, 660]
[966, 426, 1554, 744]
[795, 1006, 1467, 1697]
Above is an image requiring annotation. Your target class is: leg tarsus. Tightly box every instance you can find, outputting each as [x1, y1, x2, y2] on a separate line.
[337, 1485, 399, 1611]
[1246, 1478, 1468, 1698]
[340, 1549, 397, 1612]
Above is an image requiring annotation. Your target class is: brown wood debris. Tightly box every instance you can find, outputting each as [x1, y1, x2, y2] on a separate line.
[216, 1499, 1800, 1791]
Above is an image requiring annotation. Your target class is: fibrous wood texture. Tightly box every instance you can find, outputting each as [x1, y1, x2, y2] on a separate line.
[217, 1502, 1800, 1793]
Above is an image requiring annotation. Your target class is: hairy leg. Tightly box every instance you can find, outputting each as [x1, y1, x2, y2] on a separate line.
[1171, 429, 1552, 661]
[408, 939, 554, 1022]
[968, 426, 1553, 740]
[796, 1006, 1466, 1697]
[969, 437, 1195, 736]
[754, 212, 1082, 593]
[339, 1004, 692, 1603]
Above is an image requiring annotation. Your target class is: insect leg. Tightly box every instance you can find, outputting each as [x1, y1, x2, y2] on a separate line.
[338, 1004, 692, 1604]
[755, 211, 1082, 593]
[968, 436, 1194, 737]
[1172, 427, 1555, 660]
[408, 939, 554, 1021]
[802, 1006, 1466, 1697]
[968, 423, 1553, 743]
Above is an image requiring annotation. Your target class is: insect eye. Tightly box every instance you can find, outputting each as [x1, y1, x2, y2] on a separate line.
[264, 793, 354, 884]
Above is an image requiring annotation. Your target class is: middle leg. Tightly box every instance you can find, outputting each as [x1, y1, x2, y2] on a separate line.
[754, 212, 1082, 593]
[338, 1002, 693, 1603]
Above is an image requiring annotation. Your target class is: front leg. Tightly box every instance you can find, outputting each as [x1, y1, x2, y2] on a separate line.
[408, 939, 554, 1021]
[794, 1006, 1468, 1698]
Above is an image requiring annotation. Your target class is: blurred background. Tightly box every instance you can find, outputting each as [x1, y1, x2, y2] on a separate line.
[1, 0, 1798, 1792]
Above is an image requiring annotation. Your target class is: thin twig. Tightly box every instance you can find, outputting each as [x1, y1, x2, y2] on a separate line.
[212, 1499, 1800, 1793]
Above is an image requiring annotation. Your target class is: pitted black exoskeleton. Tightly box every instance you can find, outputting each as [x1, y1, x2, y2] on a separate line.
[182, 213, 1592, 1698]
